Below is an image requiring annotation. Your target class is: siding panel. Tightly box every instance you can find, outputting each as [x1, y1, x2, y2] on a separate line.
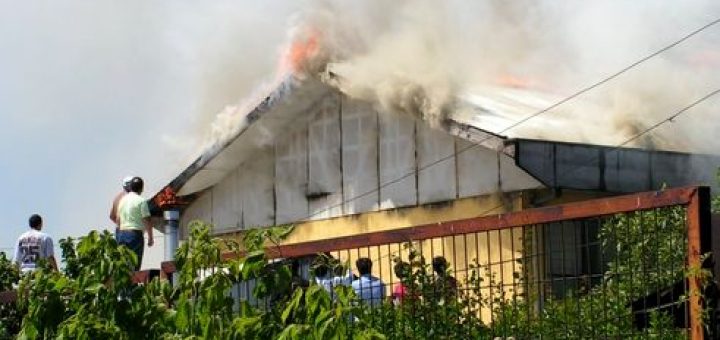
[308, 95, 343, 219]
[275, 125, 309, 224]
[457, 139, 500, 197]
[211, 170, 240, 232]
[379, 112, 417, 209]
[341, 97, 379, 214]
[417, 124, 457, 203]
[240, 150, 275, 228]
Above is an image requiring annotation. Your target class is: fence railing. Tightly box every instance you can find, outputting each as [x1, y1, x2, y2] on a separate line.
[1, 186, 714, 339]
[163, 186, 714, 339]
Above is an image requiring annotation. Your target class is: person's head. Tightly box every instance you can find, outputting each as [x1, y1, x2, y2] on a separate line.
[394, 261, 411, 279]
[314, 263, 329, 278]
[129, 176, 144, 194]
[356, 257, 373, 276]
[29, 214, 43, 231]
[432, 256, 448, 276]
[122, 176, 133, 192]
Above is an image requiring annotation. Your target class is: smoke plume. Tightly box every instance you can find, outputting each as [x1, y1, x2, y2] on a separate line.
[270, 0, 720, 152]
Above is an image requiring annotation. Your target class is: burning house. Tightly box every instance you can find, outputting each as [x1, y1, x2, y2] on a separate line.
[150, 67, 720, 297]
[148, 4, 720, 310]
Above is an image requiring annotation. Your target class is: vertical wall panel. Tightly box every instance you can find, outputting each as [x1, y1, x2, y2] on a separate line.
[379, 112, 417, 209]
[211, 170, 240, 232]
[275, 124, 309, 224]
[499, 153, 543, 192]
[457, 139, 501, 197]
[308, 95, 343, 219]
[417, 124, 457, 203]
[341, 97, 379, 214]
[181, 189, 212, 236]
[239, 150, 275, 228]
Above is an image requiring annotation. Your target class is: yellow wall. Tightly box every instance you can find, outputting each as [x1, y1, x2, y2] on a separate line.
[212, 189, 609, 322]
[215, 191, 527, 322]
[217, 191, 522, 245]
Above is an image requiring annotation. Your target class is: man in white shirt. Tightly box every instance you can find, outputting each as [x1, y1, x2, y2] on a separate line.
[351, 257, 386, 307]
[13, 214, 58, 273]
[109, 176, 133, 229]
[116, 176, 154, 270]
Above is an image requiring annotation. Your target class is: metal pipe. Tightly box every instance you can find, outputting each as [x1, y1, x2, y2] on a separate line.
[164, 210, 180, 262]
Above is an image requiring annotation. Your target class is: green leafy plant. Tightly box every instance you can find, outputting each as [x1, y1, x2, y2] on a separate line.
[10, 205, 709, 339]
[17, 230, 168, 340]
[0, 252, 21, 339]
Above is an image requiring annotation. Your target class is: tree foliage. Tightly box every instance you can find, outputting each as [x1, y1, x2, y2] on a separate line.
[0, 252, 21, 339]
[4, 203, 710, 339]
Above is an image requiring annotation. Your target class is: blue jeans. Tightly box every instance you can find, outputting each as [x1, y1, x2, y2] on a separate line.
[116, 230, 144, 270]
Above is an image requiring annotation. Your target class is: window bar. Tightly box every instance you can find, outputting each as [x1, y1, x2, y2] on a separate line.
[463, 232, 470, 335]
[486, 229, 494, 330]
[497, 229, 506, 337]
[574, 221, 582, 339]
[560, 222, 569, 338]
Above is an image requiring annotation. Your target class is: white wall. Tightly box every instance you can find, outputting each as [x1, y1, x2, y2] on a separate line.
[308, 95, 343, 219]
[378, 111, 417, 209]
[341, 97, 379, 213]
[417, 123, 457, 203]
[275, 124, 309, 224]
[184, 91, 542, 234]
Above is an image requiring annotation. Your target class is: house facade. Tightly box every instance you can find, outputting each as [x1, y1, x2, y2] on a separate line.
[154, 76, 720, 303]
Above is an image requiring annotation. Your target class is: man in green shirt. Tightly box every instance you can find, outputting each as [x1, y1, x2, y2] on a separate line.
[116, 176, 154, 270]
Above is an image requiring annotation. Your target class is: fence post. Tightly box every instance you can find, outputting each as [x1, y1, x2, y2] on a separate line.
[687, 187, 711, 340]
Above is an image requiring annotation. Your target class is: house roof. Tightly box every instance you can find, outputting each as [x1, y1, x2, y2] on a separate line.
[164, 76, 332, 197]
[155, 76, 512, 200]
[152, 77, 719, 207]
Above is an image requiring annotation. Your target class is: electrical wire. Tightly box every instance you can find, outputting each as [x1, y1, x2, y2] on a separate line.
[557, 88, 720, 180]
[615, 89, 720, 148]
[305, 16, 720, 219]
[371, 87, 720, 263]
[496, 16, 720, 136]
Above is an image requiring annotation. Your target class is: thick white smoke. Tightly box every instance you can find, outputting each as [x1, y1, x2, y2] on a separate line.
[272, 0, 720, 152]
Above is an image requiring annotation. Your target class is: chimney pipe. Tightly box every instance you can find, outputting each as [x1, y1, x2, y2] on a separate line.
[164, 209, 180, 262]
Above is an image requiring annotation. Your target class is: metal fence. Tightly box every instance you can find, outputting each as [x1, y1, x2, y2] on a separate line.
[2, 186, 714, 339]
[231, 186, 713, 339]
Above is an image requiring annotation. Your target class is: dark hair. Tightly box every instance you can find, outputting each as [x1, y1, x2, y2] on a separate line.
[394, 261, 411, 279]
[356, 257, 373, 276]
[29, 214, 42, 229]
[129, 177, 144, 194]
[432, 256, 448, 275]
[314, 263, 329, 277]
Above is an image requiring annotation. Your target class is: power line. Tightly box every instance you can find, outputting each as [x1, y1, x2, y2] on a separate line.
[372, 87, 719, 263]
[306, 16, 720, 219]
[497, 16, 720, 136]
[616, 89, 720, 147]
[558, 88, 720, 180]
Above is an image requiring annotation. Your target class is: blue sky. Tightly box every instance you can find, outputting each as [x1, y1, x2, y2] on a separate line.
[0, 1, 300, 259]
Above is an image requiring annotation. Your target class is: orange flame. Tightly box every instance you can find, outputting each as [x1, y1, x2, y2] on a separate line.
[283, 28, 321, 74]
[154, 186, 188, 209]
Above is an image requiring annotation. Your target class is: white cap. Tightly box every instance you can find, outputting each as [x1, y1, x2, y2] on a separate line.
[122, 176, 133, 188]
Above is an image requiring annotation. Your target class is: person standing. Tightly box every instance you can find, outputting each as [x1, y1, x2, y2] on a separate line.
[116, 176, 154, 270]
[431, 256, 458, 301]
[13, 214, 58, 273]
[109, 176, 133, 229]
[391, 261, 412, 305]
[351, 257, 386, 307]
